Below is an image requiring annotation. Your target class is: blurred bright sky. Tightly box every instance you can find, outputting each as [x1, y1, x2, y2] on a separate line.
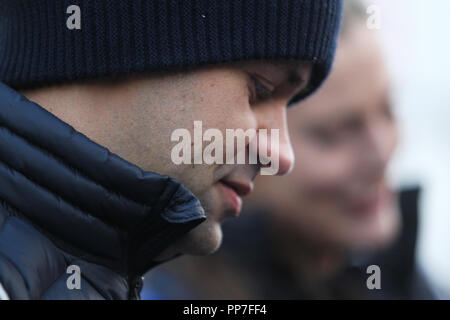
[366, 0, 450, 298]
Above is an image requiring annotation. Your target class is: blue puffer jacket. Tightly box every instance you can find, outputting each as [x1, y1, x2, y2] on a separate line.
[0, 82, 206, 299]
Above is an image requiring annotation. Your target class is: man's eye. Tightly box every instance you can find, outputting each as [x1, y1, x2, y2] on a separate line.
[249, 75, 273, 103]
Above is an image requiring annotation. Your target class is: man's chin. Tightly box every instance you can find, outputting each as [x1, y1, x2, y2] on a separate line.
[177, 219, 223, 256]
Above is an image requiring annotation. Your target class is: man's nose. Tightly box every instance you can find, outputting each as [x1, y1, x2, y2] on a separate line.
[253, 103, 295, 176]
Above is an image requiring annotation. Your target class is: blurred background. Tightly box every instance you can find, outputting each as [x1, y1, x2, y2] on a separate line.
[143, 0, 450, 299]
[375, 0, 450, 298]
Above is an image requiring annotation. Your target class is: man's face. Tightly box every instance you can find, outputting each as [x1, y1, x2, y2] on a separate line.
[117, 61, 312, 255]
[25, 60, 312, 256]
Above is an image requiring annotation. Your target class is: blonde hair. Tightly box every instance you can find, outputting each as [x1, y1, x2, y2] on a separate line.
[341, 0, 367, 35]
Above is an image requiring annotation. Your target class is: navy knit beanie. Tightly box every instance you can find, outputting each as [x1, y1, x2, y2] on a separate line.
[0, 0, 342, 103]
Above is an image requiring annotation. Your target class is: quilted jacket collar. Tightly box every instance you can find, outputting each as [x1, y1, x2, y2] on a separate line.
[0, 82, 206, 277]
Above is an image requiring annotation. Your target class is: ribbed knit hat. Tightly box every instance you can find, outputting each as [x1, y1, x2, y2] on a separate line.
[0, 0, 342, 103]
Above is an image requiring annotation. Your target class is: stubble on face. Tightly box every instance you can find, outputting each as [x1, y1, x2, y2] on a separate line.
[21, 59, 311, 257]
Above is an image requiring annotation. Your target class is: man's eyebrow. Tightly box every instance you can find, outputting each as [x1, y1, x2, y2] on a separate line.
[286, 67, 311, 100]
[285, 67, 312, 107]
[252, 60, 312, 105]
[267, 61, 309, 86]
[287, 70, 305, 86]
[266, 60, 308, 79]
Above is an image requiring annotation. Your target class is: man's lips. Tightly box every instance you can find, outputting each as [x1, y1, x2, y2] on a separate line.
[220, 179, 253, 197]
[218, 179, 254, 217]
